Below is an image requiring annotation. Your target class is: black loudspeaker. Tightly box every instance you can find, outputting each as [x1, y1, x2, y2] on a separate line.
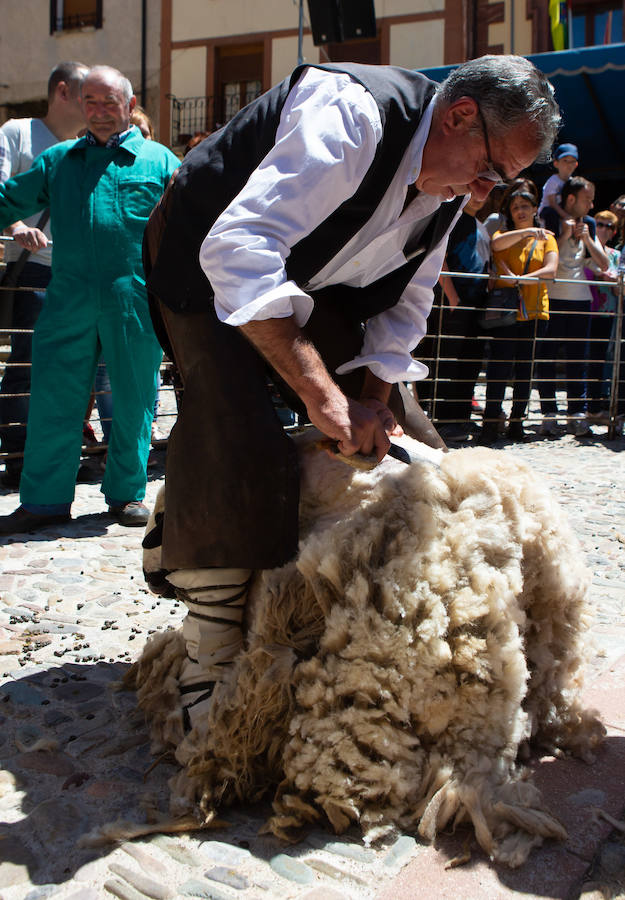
[306, 0, 376, 45]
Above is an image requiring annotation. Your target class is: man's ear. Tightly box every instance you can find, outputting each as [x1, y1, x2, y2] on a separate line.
[56, 81, 70, 103]
[442, 97, 479, 135]
[129, 95, 137, 114]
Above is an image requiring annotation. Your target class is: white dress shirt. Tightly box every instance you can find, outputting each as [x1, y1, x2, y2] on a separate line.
[199, 67, 465, 383]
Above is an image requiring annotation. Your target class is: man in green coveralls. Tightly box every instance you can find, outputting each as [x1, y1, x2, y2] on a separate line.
[0, 66, 179, 533]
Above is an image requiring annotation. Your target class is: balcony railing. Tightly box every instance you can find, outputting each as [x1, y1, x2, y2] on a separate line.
[169, 86, 262, 147]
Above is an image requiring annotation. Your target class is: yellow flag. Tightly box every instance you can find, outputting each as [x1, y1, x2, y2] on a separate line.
[549, 0, 566, 50]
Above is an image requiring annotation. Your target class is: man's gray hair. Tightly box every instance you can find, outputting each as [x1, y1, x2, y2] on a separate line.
[82, 65, 134, 104]
[437, 55, 561, 162]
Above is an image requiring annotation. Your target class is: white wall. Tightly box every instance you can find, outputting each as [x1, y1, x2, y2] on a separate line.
[0, 0, 161, 126]
[171, 47, 207, 99]
[173, 0, 302, 42]
[390, 19, 445, 69]
[271, 35, 321, 86]
[377, 0, 445, 14]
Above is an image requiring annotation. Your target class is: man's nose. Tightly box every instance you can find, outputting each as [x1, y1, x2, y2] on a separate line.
[471, 180, 494, 202]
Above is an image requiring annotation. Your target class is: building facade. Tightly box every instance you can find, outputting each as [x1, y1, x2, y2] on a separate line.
[0, 0, 162, 134]
[0, 0, 622, 146]
[160, 0, 623, 147]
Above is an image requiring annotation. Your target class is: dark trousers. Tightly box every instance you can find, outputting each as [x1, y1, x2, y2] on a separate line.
[538, 298, 590, 417]
[586, 314, 613, 413]
[429, 300, 484, 425]
[484, 318, 547, 423]
[0, 261, 50, 464]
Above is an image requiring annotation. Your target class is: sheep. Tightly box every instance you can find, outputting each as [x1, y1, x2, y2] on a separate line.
[125, 429, 604, 867]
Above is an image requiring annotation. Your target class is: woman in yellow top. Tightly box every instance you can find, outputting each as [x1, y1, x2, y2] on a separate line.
[480, 189, 559, 444]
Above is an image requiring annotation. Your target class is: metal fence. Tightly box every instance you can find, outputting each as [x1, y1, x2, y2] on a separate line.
[0, 261, 623, 475]
[421, 268, 624, 441]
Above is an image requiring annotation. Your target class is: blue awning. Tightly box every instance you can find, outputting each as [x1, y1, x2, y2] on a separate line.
[418, 44, 625, 181]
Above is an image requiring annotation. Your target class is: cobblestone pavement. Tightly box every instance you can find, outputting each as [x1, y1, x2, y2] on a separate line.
[1, 418, 624, 900]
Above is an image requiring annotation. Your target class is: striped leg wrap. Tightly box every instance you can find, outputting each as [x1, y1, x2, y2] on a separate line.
[165, 567, 252, 730]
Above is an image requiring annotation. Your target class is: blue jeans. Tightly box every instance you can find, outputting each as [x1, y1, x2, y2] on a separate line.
[94, 357, 113, 445]
[0, 261, 50, 465]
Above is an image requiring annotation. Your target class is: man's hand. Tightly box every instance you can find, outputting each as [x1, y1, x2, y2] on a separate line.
[308, 389, 391, 461]
[573, 220, 589, 242]
[11, 225, 48, 252]
[239, 316, 394, 461]
[359, 397, 403, 437]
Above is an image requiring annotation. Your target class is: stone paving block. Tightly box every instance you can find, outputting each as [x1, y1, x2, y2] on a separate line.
[300, 889, 349, 900]
[108, 862, 174, 899]
[583, 653, 625, 731]
[270, 853, 315, 885]
[205, 864, 249, 890]
[199, 840, 251, 867]
[178, 879, 233, 900]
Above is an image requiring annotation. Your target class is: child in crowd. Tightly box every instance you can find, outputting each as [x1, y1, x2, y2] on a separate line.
[538, 143, 579, 232]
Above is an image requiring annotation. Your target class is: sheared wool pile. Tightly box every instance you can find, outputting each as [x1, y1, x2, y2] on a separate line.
[127, 432, 604, 867]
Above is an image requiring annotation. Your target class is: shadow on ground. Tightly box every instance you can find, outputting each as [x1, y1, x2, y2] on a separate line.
[1, 660, 624, 895]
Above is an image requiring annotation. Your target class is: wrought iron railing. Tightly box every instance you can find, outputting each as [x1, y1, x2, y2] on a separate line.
[168, 87, 262, 147]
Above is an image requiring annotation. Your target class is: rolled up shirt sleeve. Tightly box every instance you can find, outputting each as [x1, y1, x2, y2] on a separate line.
[199, 69, 382, 327]
[0, 130, 11, 184]
[336, 235, 449, 383]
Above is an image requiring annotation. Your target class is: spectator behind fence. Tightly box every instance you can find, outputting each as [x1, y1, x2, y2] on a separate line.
[584, 210, 621, 424]
[482, 177, 540, 237]
[610, 194, 625, 251]
[0, 61, 88, 489]
[416, 195, 491, 442]
[130, 105, 155, 140]
[538, 176, 608, 437]
[480, 187, 558, 444]
[0, 65, 179, 535]
[183, 132, 210, 156]
[538, 142, 579, 232]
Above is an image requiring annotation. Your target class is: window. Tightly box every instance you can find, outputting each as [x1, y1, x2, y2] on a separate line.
[571, 0, 623, 45]
[214, 45, 263, 128]
[50, 0, 102, 33]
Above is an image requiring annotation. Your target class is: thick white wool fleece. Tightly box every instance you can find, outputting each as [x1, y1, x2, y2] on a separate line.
[127, 432, 604, 867]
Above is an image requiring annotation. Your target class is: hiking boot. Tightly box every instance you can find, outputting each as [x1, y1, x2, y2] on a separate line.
[539, 418, 561, 438]
[507, 421, 526, 443]
[108, 500, 150, 527]
[566, 413, 591, 438]
[0, 506, 71, 536]
[478, 423, 500, 446]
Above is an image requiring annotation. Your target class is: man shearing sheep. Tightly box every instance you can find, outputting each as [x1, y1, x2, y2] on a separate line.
[143, 55, 561, 729]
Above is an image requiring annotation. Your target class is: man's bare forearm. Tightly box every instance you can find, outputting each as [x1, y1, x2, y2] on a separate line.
[239, 316, 339, 410]
[239, 315, 391, 459]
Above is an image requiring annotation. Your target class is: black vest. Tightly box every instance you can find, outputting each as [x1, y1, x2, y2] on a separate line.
[148, 63, 463, 317]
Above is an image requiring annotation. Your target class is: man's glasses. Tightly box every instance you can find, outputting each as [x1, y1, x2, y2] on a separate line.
[475, 106, 505, 185]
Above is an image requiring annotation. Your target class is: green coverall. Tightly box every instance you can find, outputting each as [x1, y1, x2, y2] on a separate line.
[0, 126, 179, 510]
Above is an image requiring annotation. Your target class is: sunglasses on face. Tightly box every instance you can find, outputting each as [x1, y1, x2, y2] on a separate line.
[596, 222, 616, 230]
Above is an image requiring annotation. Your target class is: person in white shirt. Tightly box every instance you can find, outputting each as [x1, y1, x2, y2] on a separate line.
[538, 176, 609, 437]
[142, 55, 561, 730]
[0, 61, 88, 487]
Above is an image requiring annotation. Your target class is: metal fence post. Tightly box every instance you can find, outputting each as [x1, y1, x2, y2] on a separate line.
[607, 268, 624, 440]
